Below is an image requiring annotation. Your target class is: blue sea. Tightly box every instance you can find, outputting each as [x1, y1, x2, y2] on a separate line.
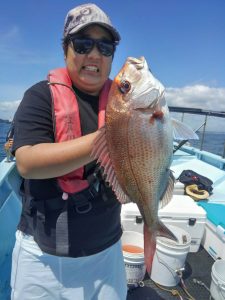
[0, 122, 225, 162]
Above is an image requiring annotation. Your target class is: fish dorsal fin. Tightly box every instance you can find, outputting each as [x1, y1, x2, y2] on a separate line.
[158, 171, 175, 210]
[171, 118, 199, 140]
[91, 127, 131, 204]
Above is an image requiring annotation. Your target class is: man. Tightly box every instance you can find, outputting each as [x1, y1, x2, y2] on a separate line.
[11, 4, 127, 299]
[4, 121, 14, 161]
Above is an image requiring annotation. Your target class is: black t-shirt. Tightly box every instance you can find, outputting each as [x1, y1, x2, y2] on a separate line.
[13, 80, 99, 200]
[13, 79, 122, 257]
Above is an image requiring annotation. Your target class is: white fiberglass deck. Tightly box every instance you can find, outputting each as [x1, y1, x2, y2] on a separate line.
[172, 146, 225, 204]
[0, 144, 225, 298]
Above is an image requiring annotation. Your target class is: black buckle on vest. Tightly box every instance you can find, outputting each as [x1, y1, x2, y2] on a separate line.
[69, 183, 100, 214]
[75, 200, 92, 214]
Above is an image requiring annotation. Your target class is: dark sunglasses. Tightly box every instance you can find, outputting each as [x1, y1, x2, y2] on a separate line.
[69, 36, 117, 57]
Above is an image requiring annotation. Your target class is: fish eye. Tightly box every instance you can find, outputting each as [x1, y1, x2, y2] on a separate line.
[119, 80, 131, 94]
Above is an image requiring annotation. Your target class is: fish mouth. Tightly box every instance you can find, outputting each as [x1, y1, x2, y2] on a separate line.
[127, 56, 145, 70]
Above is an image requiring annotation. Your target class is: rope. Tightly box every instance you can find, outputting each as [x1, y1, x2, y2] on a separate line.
[180, 277, 196, 300]
[185, 184, 209, 201]
[153, 281, 185, 299]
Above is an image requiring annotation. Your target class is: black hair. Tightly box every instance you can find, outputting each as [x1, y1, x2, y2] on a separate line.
[62, 36, 70, 56]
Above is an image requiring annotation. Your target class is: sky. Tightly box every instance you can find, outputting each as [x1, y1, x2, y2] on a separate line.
[0, 0, 225, 130]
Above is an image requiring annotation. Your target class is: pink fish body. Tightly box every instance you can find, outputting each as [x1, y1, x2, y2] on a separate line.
[92, 57, 196, 272]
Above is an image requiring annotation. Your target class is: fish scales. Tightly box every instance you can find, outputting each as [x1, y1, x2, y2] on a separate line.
[92, 56, 180, 272]
[106, 96, 173, 226]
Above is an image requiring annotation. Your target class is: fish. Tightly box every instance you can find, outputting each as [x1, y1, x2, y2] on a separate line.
[92, 56, 198, 272]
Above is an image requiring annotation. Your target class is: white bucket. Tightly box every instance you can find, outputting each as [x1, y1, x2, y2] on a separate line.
[210, 259, 225, 300]
[150, 225, 191, 287]
[121, 231, 146, 286]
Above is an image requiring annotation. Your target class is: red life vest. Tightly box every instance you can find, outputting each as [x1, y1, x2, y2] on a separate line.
[48, 68, 111, 194]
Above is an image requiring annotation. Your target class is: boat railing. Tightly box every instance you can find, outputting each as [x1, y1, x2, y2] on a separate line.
[169, 106, 225, 158]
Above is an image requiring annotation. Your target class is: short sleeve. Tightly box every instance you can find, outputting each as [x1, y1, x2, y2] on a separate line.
[12, 81, 54, 154]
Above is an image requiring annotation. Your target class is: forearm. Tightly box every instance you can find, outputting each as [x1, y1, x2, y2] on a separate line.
[15, 131, 100, 179]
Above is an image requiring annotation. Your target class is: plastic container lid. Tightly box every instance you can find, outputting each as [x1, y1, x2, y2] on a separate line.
[198, 202, 225, 228]
[121, 203, 141, 217]
[158, 195, 206, 219]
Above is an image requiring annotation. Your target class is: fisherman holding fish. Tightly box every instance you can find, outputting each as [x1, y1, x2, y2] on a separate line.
[11, 4, 127, 300]
[11, 3, 198, 300]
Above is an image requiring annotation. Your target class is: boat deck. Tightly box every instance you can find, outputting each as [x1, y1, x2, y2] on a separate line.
[127, 246, 214, 300]
[1, 143, 225, 299]
[172, 147, 225, 204]
[126, 146, 225, 300]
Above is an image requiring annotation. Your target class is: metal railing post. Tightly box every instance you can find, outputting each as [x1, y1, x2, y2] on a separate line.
[181, 112, 184, 122]
[200, 115, 208, 151]
[222, 141, 225, 158]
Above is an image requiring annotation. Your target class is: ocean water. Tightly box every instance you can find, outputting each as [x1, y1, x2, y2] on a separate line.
[0, 122, 225, 162]
[190, 131, 225, 157]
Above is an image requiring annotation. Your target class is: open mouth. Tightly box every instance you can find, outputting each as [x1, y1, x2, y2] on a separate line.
[82, 65, 99, 73]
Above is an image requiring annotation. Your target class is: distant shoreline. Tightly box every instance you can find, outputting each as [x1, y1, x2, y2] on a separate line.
[0, 119, 11, 124]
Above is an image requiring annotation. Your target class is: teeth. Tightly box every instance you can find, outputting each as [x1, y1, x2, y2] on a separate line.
[83, 66, 99, 72]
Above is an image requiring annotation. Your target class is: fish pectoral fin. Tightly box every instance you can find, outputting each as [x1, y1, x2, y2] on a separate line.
[172, 118, 199, 140]
[158, 170, 175, 210]
[91, 127, 131, 204]
[156, 221, 178, 242]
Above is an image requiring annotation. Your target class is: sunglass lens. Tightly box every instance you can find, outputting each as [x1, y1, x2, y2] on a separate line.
[73, 38, 94, 54]
[70, 37, 115, 56]
[98, 41, 114, 56]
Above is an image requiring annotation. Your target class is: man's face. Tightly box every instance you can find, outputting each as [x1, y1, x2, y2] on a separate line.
[65, 25, 113, 95]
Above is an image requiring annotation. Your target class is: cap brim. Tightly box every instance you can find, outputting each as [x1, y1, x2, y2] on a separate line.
[68, 22, 121, 42]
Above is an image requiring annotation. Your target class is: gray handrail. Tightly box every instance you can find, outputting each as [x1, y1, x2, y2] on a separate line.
[169, 107, 225, 157]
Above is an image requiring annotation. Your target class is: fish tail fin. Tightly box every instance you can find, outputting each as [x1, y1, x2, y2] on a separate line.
[156, 220, 178, 242]
[144, 221, 178, 273]
[144, 224, 156, 273]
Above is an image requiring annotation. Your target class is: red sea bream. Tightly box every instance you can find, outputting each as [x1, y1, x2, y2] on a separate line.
[92, 56, 198, 272]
